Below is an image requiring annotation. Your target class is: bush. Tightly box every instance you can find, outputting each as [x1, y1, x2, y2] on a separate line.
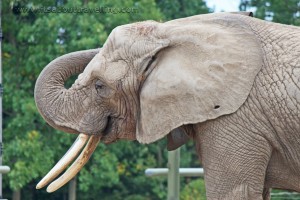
[180, 178, 206, 200]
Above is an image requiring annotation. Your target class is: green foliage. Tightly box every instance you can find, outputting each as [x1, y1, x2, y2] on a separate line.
[6, 130, 54, 190]
[89, 140, 169, 200]
[78, 144, 119, 193]
[240, 0, 300, 25]
[271, 189, 300, 199]
[180, 178, 206, 200]
[156, 0, 211, 20]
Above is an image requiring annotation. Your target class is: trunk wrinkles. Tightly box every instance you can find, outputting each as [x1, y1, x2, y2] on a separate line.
[34, 49, 99, 133]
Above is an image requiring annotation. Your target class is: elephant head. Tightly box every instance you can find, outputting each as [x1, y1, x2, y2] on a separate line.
[35, 12, 262, 192]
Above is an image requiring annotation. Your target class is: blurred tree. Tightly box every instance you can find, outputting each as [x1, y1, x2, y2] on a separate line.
[156, 0, 211, 20]
[239, 0, 300, 25]
[180, 178, 206, 200]
[3, 0, 210, 199]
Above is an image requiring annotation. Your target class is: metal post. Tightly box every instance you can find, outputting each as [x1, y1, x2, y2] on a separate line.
[68, 177, 76, 200]
[167, 148, 180, 200]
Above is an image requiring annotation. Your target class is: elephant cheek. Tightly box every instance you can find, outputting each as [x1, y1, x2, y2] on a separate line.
[119, 118, 137, 140]
[78, 109, 108, 134]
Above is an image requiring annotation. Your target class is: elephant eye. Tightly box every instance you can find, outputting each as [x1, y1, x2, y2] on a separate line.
[95, 80, 104, 91]
[95, 80, 113, 98]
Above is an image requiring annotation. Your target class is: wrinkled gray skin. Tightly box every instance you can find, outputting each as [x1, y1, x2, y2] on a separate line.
[35, 12, 300, 199]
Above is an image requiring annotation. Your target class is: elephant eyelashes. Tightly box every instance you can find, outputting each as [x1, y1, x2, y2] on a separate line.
[95, 80, 107, 96]
[95, 80, 104, 91]
[95, 80, 114, 98]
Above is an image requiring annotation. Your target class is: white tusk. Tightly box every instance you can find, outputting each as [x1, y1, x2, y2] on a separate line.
[46, 135, 101, 193]
[36, 134, 89, 189]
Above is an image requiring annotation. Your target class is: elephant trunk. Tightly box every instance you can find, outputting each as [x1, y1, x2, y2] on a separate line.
[34, 49, 99, 133]
[35, 49, 104, 192]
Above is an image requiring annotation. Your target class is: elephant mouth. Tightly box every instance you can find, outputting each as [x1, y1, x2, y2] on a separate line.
[101, 116, 119, 144]
[103, 116, 113, 135]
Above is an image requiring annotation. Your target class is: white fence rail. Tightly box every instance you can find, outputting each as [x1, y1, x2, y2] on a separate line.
[145, 168, 204, 177]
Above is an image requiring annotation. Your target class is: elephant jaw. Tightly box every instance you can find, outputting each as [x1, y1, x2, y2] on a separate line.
[101, 116, 136, 144]
[36, 134, 101, 192]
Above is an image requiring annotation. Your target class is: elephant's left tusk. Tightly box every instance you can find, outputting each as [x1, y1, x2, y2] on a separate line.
[36, 133, 89, 189]
[46, 135, 101, 193]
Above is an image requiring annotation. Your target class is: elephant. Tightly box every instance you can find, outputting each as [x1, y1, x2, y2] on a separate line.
[34, 12, 300, 199]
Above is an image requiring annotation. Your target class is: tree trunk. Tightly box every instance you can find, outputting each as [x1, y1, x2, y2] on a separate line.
[12, 189, 20, 200]
[68, 177, 76, 200]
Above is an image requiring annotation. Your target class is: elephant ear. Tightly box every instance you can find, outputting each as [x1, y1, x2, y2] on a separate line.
[136, 14, 263, 144]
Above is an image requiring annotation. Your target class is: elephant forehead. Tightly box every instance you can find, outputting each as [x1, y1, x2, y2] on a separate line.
[75, 52, 129, 86]
[102, 60, 128, 83]
[107, 25, 133, 48]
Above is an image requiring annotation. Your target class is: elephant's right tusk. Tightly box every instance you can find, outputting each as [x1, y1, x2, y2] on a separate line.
[36, 133, 89, 189]
[46, 135, 101, 193]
